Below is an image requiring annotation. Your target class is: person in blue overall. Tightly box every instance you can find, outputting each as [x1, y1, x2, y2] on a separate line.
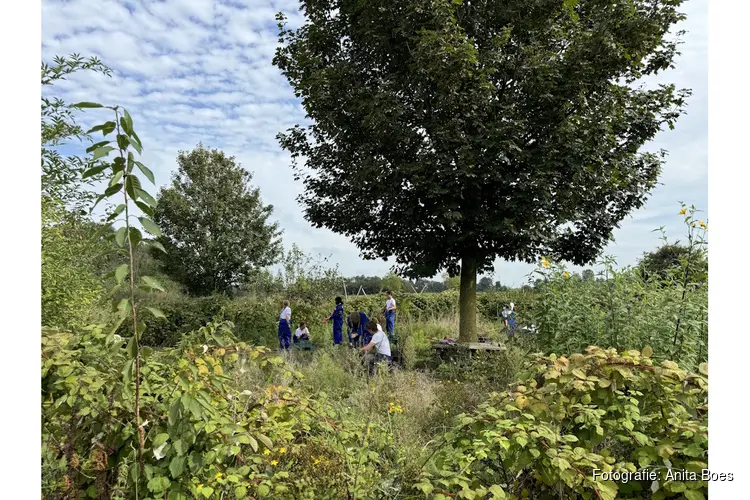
[322, 296, 345, 345]
[278, 300, 292, 350]
[503, 302, 517, 337]
[347, 311, 369, 347]
[384, 290, 397, 342]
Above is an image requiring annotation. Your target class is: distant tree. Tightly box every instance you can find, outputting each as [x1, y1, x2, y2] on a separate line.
[477, 276, 494, 292]
[443, 273, 461, 291]
[154, 145, 282, 295]
[494, 281, 510, 292]
[582, 269, 596, 282]
[638, 243, 707, 284]
[381, 271, 404, 292]
[275, 0, 691, 342]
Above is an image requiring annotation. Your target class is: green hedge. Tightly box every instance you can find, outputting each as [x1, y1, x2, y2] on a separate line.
[121, 290, 539, 347]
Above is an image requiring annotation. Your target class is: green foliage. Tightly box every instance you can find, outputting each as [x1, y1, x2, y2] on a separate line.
[41, 196, 109, 328]
[42, 54, 113, 209]
[274, 0, 691, 342]
[638, 244, 707, 285]
[530, 207, 708, 371]
[42, 321, 395, 499]
[154, 144, 283, 296]
[417, 347, 708, 500]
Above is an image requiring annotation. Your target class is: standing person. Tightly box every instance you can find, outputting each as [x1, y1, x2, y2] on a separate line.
[360, 320, 392, 376]
[294, 321, 310, 344]
[384, 290, 397, 341]
[322, 296, 345, 345]
[503, 302, 517, 337]
[278, 300, 292, 350]
[347, 311, 370, 347]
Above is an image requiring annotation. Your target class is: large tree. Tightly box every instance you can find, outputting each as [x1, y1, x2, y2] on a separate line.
[154, 145, 282, 295]
[274, 0, 690, 342]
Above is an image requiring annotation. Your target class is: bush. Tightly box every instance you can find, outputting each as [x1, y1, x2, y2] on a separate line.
[42, 320, 397, 499]
[415, 346, 708, 500]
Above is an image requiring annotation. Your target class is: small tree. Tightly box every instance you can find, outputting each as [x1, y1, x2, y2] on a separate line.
[638, 242, 707, 284]
[381, 271, 404, 292]
[275, 0, 691, 342]
[154, 145, 282, 295]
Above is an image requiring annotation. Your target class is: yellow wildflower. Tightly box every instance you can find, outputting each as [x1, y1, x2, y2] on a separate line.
[699, 220, 707, 230]
[313, 457, 321, 465]
[279, 447, 287, 454]
[197, 484, 203, 490]
[263, 449, 271, 456]
[563, 271, 570, 278]
[215, 472, 223, 479]
[271, 460, 279, 466]
[541, 258, 550, 268]
[679, 208, 687, 215]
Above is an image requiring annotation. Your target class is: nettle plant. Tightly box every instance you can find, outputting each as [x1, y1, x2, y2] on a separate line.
[416, 347, 708, 500]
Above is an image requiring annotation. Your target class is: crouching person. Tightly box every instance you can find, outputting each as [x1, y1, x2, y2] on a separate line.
[359, 320, 392, 376]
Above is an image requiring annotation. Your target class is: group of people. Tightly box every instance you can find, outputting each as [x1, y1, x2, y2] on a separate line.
[276, 291, 398, 375]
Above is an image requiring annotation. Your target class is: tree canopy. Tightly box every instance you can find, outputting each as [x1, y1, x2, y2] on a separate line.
[274, 0, 690, 341]
[154, 145, 282, 295]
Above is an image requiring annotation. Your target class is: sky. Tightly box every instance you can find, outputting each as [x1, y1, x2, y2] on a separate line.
[41, 0, 708, 287]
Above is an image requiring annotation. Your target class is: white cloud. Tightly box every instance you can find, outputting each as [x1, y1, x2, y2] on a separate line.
[43, 0, 707, 286]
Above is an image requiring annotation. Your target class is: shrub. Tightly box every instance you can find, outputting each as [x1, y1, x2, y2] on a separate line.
[42, 320, 397, 499]
[415, 346, 708, 500]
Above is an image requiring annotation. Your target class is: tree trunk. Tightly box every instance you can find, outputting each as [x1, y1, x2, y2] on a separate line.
[458, 254, 478, 344]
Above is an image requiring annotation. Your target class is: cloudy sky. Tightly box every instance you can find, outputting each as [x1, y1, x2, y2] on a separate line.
[42, 0, 707, 287]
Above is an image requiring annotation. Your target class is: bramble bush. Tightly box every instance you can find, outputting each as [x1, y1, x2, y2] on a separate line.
[415, 347, 708, 500]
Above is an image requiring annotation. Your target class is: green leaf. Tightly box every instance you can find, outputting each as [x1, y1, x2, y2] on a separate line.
[140, 217, 162, 236]
[109, 170, 123, 187]
[141, 276, 166, 292]
[103, 183, 122, 197]
[257, 434, 273, 450]
[72, 102, 103, 108]
[106, 204, 126, 222]
[169, 456, 185, 478]
[146, 307, 167, 319]
[125, 174, 142, 200]
[136, 188, 157, 207]
[92, 146, 115, 161]
[168, 400, 181, 426]
[234, 486, 248, 498]
[150, 240, 167, 253]
[127, 152, 135, 173]
[82, 164, 108, 179]
[120, 116, 133, 136]
[115, 264, 129, 284]
[257, 484, 270, 497]
[86, 121, 116, 135]
[135, 200, 154, 216]
[129, 227, 142, 248]
[86, 140, 110, 153]
[135, 161, 155, 184]
[147, 476, 170, 493]
[116, 297, 131, 319]
[126, 336, 138, 358]
[115, 227, 127, 247]
[123, 108, 134, 135]
[122, 359, 133, 384]
[488, 485, 506, 499]
[199, 487, 214, 498]
[684, 491, 706, 500]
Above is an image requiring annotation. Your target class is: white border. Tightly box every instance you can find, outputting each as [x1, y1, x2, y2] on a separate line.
[709, 0, 749, 495]
[1, 0, 42, 493]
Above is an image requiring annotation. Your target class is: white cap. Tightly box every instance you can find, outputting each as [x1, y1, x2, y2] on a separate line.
[510, 302, 515, 309]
